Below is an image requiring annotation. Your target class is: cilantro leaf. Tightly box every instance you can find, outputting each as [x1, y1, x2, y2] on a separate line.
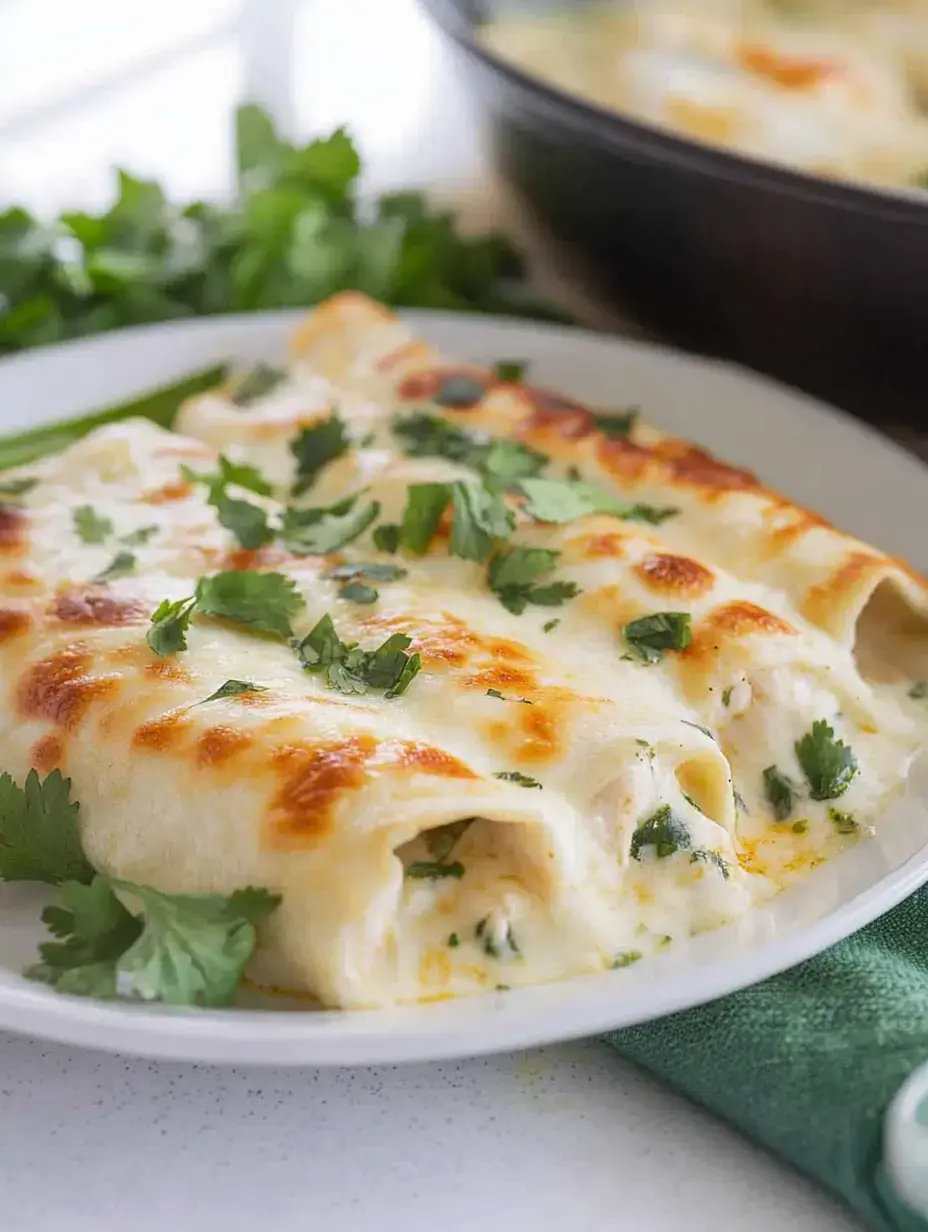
[0, 476, 37, 503]
[795, 721, 858, 801]
[373, 523, 400, 553]
[612, 950, 642, 968]
[230, 363, 287, 406]
[690, 849, 730, 879]
[212, 493, 274, 550]
[322, 561, 407, 583]
[289, 412, 350, 495]
[592, 409, 638, 438]
[616, 503, 679, 526]
[406, 861, 465, 880]
[26, 877, 141, 995]
[0, 769, 94, 885]
[480, 439, 547, 485]
[493, 359, 527, 382]
[281, 497, 379, 555]
[494, 771, 542, 788]
[195, 570, 305, 640]
[73, 504, 113, 544]
[183, 454, 273, 498]
[829, 808, 858, 835]
[629, 804, 690, 859]
[399, 483, 450, 554]
[392, 412, 545, 483]
[762, 765, 798, 821]
[623, 612, 692, 663]
[338, 581, 378, 604]
[449, 479, 513, 563]
[93, 550, 136, 582]
[296, 615, 421, 698]
[433, 375, 487, 407]
[517, 477, 677, 526]
[147, 595, 196, 657]
[543, 618, 560, 633]
[121, 524, 158, 547]
[487, 546, 579, 614]
[909, 681, 927, 700]
[201, 679, 269, 703]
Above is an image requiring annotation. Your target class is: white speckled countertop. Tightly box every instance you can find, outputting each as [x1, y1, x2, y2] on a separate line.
[0, 1034, 856, 1232]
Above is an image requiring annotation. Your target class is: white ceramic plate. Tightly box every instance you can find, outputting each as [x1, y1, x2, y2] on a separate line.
[0, 310, 926, 1066]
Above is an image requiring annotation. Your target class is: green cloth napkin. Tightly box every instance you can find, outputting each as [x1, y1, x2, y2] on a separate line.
[607, 886, 928, 1231]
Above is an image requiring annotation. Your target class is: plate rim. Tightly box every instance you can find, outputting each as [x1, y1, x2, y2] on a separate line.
[0, 307, 926, 1066]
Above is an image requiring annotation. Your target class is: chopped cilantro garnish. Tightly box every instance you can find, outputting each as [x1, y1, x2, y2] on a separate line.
[322, 562, 407, 583]
[480, 439, 547, 485]
[73, 505, 113, 544]
[690, 849, 730, 879]
[795, 721, 858, 801]
[94, 550, 136, 582]
[630, 804, 690, 859]
[200, 680, 269, 704]
[592, 408, 638, 438]
[516, 476, 675, 526]
[722, 685, 734, 706]
[289, 411, 351, 495]
[392, 412, 545, 483]
[0, 769, 93, 886]
[406, 860, 465, 880]
[448, 932, 460, 948]
[543, 618, 560, 633]
[296, 614, 421, 699]
[339, 581, 378, 604]
[281, 497, 379, 555]
[373, 523, 401, 553]
[493, 359, 527, 383]
[762, 765, 798, 821]
[612, 951, 642, 969]
[486, 688, 532, 704]
[212, 493, 274, 550]
[623, 612, 692, 664]
[0, 476, 37, 504]
[230, 363, 287, 406]
[494, 771, 542, 788]
[182, 454, 273, 498]
[909, 681, 928, 700]
[399, 483, 450, 555]
[475, 915, 520, 959]
[487, 545, 580, 614]
[121, 524, 158, 547]
[792, 819, 809, 835]
[434, 375, 487, 407]
[147, 596, 197, 657]
[195, 570, 305, 640]
[829, 808, 858, 835]
[449, 479, 513, 563]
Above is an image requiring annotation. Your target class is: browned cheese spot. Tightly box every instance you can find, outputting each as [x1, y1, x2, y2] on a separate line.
[0, 506, 26, 556]
[51, 591, 148, 626]
[386, 741, 477, 780]
[197, 725, 254, 767]
[3, 569, 42, 594]
[0, 608, 31, 643]
[17, 645, 119, 730]
[144, 479, 194, 505]
[132, 711, 191, 752]
[635, 553, 715, 599]
[31, 733, 63, 773]
[265, 734, 377, 847]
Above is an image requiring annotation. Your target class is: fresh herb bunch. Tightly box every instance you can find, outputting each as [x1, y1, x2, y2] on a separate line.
[0, 104, 557, 357]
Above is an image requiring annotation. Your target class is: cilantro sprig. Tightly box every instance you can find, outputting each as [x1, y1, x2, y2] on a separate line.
[0, 768, 280, 1006]
[393, 412, 546, 485]
[290, 412, 351, 496]
[517, 477, 677, 526]
[629, 804, 690, 859]
[281, 496, 380, 555]
[296, 613, 421, 698]
[623, 612, 692, 664]
[795, 721, 858, 801]
[762, 765, 798, 821]
[147, 570, 305, 655]
[487, 546, 580, 615]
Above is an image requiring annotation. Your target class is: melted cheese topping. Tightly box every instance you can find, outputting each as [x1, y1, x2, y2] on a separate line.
[1, 291, 926, 1010]
[481, 0, 928, 189]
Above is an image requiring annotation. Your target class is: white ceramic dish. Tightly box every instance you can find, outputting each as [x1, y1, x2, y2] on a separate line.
[0, 309, 926, 1066]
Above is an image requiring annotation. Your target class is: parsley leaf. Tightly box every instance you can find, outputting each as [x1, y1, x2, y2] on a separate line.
[147, 595, 196, 657]
[494, 771, 542, 788]
[450, 479, 513, 563]
[487, 546, 580, 614]
[795, 721, 858, 801]
[201, 679, 269, 703]
[762, 765, 798, 821]
[399, 483, 450, 554]
[623, 612, 692, 663]
[94, 550, 136, 582]
[296, 615, 421, 698]
[629, 804, 690, 859]
[281, 497, 379, 555]
[195, 570, 305, 640]
[73, 504, 114, 544]
[230, 363, 287, 406]
[493, 359, 527, 383]
[0, 769, 94, 885]
[592, 409, 638, 438]
[289, 412, 350, 495]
